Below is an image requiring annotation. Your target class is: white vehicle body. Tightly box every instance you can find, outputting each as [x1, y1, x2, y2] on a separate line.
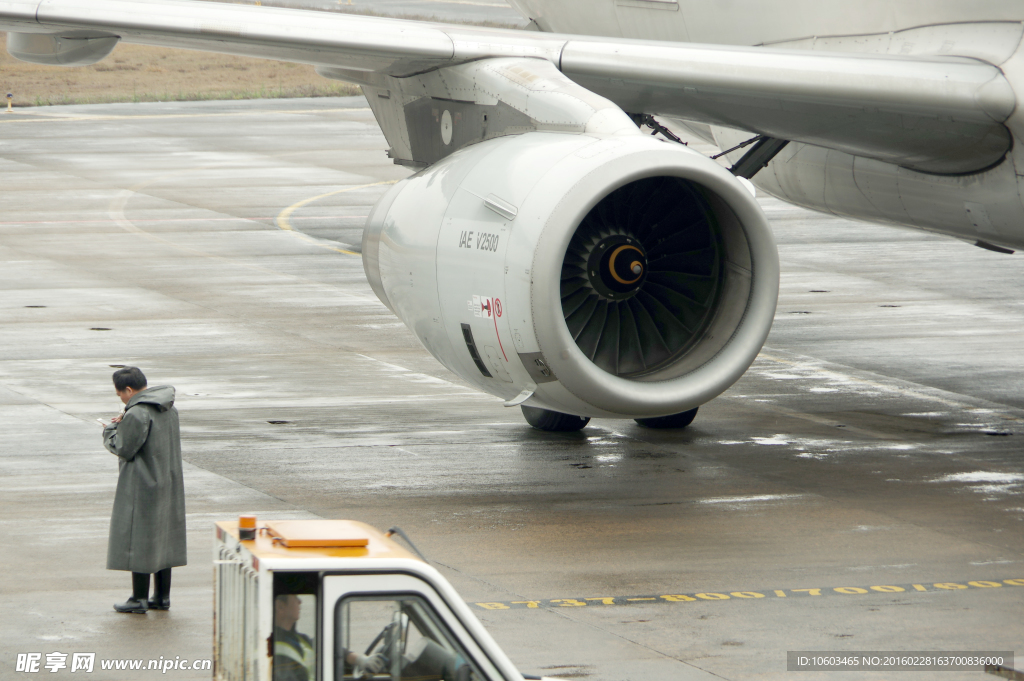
[214, 519, 533, 681]
[2, 0, 1020, 424]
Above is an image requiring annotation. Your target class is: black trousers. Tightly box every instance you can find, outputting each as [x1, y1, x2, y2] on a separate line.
[131, 568, 172, 601]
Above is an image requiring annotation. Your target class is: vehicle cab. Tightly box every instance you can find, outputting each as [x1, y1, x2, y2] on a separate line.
[213, 518, 528, 681]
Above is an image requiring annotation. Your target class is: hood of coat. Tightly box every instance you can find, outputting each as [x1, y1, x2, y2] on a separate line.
[127, 385, 175, 412]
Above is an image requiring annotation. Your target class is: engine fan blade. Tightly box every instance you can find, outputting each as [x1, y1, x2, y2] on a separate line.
[559, 176, 724, 376]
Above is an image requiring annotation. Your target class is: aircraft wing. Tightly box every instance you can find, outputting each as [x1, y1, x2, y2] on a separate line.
[1, 0, 1016, 173]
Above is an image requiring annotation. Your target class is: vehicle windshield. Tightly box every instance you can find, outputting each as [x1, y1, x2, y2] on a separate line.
[335, 595, 485, 681]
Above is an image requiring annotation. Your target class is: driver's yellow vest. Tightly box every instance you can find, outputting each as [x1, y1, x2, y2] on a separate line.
[275, 635, 315, 680]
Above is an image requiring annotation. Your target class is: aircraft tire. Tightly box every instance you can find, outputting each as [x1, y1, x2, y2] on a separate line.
[521, 406, 591, 432]
[634, 407, 699, 429]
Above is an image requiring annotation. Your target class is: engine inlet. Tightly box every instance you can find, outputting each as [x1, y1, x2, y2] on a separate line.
[560, 176, 724, 377]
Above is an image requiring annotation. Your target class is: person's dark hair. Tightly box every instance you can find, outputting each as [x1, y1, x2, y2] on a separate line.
[274, 572, 317, 597]
[112, 367, 147, 392]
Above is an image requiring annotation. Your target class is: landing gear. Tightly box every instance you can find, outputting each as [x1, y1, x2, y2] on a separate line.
[634, 407, 699, 429]
[521, 406, 591, 432]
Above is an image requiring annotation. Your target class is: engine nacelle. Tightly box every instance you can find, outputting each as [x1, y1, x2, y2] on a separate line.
[363, 132, 778, 418]
[7, 32, 119, 67]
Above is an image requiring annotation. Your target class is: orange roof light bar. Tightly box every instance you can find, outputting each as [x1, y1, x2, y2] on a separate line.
[263, 520, 370, 548]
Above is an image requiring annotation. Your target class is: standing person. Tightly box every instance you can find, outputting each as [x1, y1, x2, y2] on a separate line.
[102, 367, 187, 614]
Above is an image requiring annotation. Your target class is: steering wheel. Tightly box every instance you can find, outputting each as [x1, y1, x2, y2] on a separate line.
[363, 628, 386, 656]
[360, 613, 405, 678]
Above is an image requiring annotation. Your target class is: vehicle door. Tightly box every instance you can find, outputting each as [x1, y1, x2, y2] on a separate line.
[321, 573, 510, 681]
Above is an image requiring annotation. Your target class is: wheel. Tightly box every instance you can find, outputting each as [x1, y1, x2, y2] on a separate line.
[521, 405, 591, 432]
[634, 407, 699, 429]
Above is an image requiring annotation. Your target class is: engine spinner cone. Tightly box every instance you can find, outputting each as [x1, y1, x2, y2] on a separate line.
[588, 235, 648, 301]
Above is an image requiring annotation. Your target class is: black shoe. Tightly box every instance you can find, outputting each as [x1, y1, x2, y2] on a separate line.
[114, 597, 148, 614]
[148, 597, 170, 610]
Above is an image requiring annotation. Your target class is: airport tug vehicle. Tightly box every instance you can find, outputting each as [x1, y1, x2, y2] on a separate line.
[214, 517, 534, 681]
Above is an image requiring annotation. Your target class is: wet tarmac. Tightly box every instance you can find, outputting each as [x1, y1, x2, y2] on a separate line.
[1, 97, 1022, 680]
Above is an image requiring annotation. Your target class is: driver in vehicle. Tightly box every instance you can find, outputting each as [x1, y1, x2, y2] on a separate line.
[339, 600, 475, 681]
[274, 594, 386, 681]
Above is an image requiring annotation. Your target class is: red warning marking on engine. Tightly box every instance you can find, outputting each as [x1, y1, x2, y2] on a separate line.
[492, 298, 507, 361]
[467, 295, 507, 361]
[469, 295, 493, 318]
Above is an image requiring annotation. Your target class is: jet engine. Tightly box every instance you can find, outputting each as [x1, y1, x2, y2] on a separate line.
[363, 132, 778, 426]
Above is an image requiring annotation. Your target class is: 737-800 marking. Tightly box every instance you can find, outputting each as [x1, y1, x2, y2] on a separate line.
[472, 578, 1024, 610]
[459, 230, 499, 252]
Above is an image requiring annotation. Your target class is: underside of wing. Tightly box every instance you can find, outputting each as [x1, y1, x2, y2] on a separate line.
[0, 0, 1016, 173]
[560, 40, 1016, 174]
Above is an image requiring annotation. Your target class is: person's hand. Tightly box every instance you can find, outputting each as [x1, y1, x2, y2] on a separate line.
[353, 653, 387, 676]
[365, 655, 386, 673]
[111, 414, 123, 424]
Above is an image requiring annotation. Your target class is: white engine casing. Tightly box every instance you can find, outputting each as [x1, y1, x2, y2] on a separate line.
[363, 132, 779, 418]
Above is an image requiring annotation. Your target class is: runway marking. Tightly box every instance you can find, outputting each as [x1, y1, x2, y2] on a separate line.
[276, 182, 396, 255]
[0, 107, 371, 124]
[104, 161, 383, 304]
[473, 578, 1024, 610]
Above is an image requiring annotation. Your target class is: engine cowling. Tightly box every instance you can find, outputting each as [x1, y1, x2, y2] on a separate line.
[363, 132, 778, 419]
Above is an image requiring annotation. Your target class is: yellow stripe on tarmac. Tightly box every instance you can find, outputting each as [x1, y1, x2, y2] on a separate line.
[276, 181, 397, 256]
[472, 578, 1024, 610]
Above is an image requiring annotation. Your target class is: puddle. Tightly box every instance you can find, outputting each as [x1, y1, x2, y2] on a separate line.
[698, 494, 805, 505]
[932, 472, 1024, 484]
[751, 435, 790, 445]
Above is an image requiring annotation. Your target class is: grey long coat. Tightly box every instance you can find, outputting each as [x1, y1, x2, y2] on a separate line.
[102, 385, 187, 573]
